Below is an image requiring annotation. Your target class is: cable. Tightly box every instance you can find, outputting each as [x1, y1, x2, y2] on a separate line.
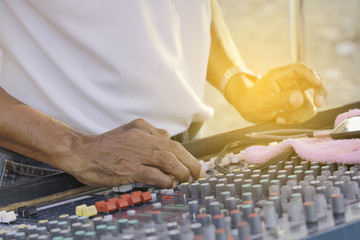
[245, 128, 333, 140]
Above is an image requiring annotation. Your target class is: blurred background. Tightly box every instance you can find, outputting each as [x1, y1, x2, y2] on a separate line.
[198, 0, 360, 138]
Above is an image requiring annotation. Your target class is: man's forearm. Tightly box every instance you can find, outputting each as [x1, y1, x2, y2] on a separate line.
[0, 87, 205, 188]
[206, 0, 247, 89]
[0, 87, 82, 170]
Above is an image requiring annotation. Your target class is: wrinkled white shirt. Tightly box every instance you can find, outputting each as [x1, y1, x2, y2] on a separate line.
[0, 0, 214, 135]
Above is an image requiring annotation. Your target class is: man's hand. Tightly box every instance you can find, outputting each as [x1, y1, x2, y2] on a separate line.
[0, 87, 204, 189]
[226, 62, 327, 124]
[58, 119, 205, 188]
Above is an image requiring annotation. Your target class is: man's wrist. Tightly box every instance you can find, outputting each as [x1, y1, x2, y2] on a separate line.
[219, 65, 261, 95]
[45, 129, 85, 173]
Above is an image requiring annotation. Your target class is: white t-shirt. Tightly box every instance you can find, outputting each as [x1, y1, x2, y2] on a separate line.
[0, 0, 214, 136]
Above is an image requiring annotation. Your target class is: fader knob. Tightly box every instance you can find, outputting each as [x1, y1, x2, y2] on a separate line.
[310, 166, 320, 177]
[202, 224, 216, 240]
[304, 201, 317, 224]
[285, 165, 294, 176]
[251, 174, 260, 185]
[278, 170, 287, 177]
[117, 219, 128, 233]
[304, 175, 315, 182]
[168, 229, 181, 240]
[215, 228, 227, 240]
[226, 173, 235, 183]
[191, 183, 200, 199]
[334, 181, 346, 196]
[287, 201, 301, 223]
[352, 176, 360, 187]
[314, 194, 327, 218]
[152, 210, 163, 224]
[260, 174, 270, 181]
[281, 185, 292, 203]
[331, 193, 345, 216]
[268, 170, 277, 180]
[277, 175, 287, 186]
[338, 166, 347, 173]
[248, 213, 262, 235]
[235, 174, 245, 180]
[179, 230, 194, 240]
[237, 222, 250, 240]
[48, 220, 59, 230]
[269, 195, 282, 218]
[216, 173, 225, 179]
[326, 162, 336, 173]
[263, 201, 277, 228]
[242, 169, 251, 179]
[200, 183, 211, 199]
[188, 200, 199, 219]
[321, 170, 331, 179]
[220, 191, 230, 206]
[71, 222, 82, 233]
[213, 214, 226, 229]
[230, 210, 242, 229]
[225, 183, 236, 197]
[190, 223, 202, 236]
[347, 181, 360, 201]
[287, 174, 298, 183]
[241, 204, 253, 221]
[209, 201, 221, 216]
[37, 227, 47, 236]
[14, 232, 26, 240]
[304, 186, 316, 202]
[225, 197, 237, 211]
[301, 161, 310, 171]
[198, 178, 208, 184]
[291, 156, 301, 165]
[180, 183, 191, 200]
[252, 184, 263, 202]
[260, 179, 270, 197]
[204, 196, 216, 213]
[241, 184, 251, 194]
[197, 214, 211, 226]
[294, 169, 304, 181]
[269, 165, 277, 171]
[234, 179, 243, 197]
[242, 192, 252, 202]
[215, 184, 226, 200]
[243, 179, 253, 185]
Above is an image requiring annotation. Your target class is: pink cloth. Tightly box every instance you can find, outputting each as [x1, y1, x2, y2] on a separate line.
[245, 109, 360, 164]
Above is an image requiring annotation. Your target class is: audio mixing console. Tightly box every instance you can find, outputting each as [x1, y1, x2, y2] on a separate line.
[1, 102, 360, 240]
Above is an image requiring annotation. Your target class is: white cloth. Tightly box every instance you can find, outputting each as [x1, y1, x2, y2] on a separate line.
[0, 0, 214, 135]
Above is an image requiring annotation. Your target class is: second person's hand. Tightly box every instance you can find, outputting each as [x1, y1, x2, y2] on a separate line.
[226, 62, 327, 124]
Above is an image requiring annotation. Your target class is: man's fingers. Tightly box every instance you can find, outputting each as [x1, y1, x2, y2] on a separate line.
[165, 140, 204, 180]
[152, 138, 204, 180]
[274, 90, 304, 110]
[275, 92, 316, 124]
[291, 62, 322, 86]
[314, 84, 327, 107]
[130, 134, 204, 182]
[123, 120, 204, 182]
[273, 63, 322, 91]
[145, 149, 191, 183]
[135, 165, 175, 189]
